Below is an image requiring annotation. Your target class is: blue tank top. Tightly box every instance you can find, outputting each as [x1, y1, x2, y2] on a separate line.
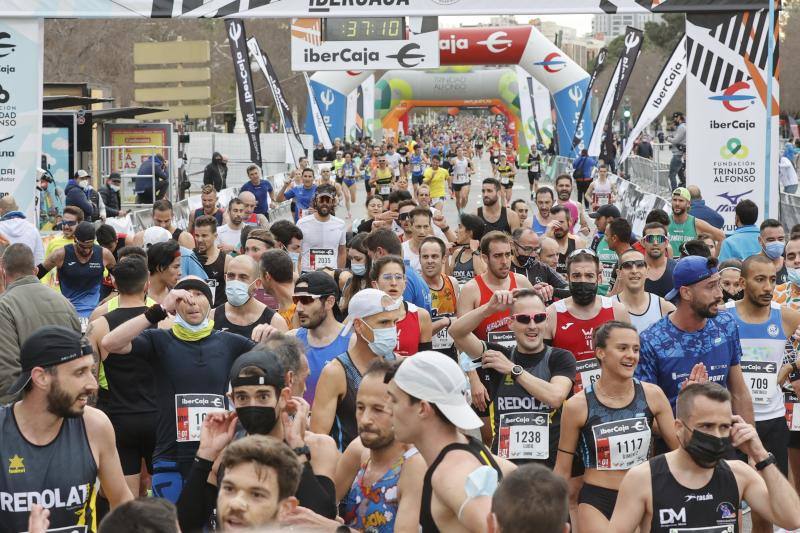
[410, 154, 424, 176]
[296, 327, 352, 405]
[342, 448, 418, 532]
[726, 301, 787, 421]
[194, 208, 223, 226]
[579, 379, 654, 470]
[532, 216, 547, 236]
[58, 244, 104, 318]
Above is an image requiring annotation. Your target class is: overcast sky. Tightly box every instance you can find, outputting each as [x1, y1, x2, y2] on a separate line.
[442, 14, 594, 34]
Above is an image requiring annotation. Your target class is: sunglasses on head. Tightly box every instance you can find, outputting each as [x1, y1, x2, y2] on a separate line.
[620, 259, 646, 270]
[643, 234, 667, 245]
[512, 312, 547, 325]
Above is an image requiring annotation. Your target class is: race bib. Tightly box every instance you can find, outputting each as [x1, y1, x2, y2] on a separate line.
[741, 360, 779, 405]
[432, 314, 454, 350]
[454, 173, 469, 185]
[593, 417, 651, 470]
[310, 248, 335, 270]
[412, 164, 422, 173]
[379, 185, 391, 195]
[785, 392, 800, 431]
[497, 411, 549, 460]
[667, 527, 734, 533]
[79, 316, 89, 334]
[595, 193, 610, 206]
[488, 331, 516, 350]
[530, 162, 540, 173]
[175, 394, 226, 442]
[500, 176, 510, 185]
[574, 358, 601, 394]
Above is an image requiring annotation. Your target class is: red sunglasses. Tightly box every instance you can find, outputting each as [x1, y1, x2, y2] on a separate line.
[511, 312, 547, 325]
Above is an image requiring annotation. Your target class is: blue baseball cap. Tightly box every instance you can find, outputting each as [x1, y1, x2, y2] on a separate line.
[665, 256, 719, 302]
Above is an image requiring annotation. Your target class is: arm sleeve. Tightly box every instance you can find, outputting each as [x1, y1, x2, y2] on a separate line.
[294, 463, 337, 519]
[176, 459, 218, 532]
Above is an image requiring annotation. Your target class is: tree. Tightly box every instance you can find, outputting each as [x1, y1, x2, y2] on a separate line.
[644, 13, 685, 53]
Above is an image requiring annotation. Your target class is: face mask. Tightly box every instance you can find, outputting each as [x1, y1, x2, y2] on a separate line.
[458, 465, 500, 521]
[516, 255, 536, 269]
[236, 405, 278, 435]
[174, 311, 210, 333]
[764, 241, 785, 260]
[788, 267, 800, 287]
[360, 321, 397, 360]
[225, 280, 252, 307]
[78, 180, 89, 189]
[109, 184, 120, 192]
[721, 289, 743, 303]
[569, 282, 597, 306]
[288, 251, 300, 266]
[351, 263, 367, 276]
[683, 428, 731, 468]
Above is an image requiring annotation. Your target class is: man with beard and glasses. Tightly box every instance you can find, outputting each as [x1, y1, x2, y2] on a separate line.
[511, 228, 569, 305]
[642, 222, 677, 299]
[297, 184, 347, 273]
[320, 359, 427, 532]
[100, 277, 256, 503]
[668, 188, 724, 259]
[477, 178, 520, 236]
[546, 206, 587, 278]
[612, 249, 675, 333]
[0, 326, 133, 531]
[637, 257, 753, 423]
[37, 222, 116, 320]
[611, 382, 800, 533]
[554, 175, 589, 237]
[194, 215, 231, 307]
[176, 350, 339, 531]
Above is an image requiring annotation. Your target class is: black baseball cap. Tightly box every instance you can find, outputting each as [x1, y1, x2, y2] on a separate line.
[174, 277, 213, 306]
[228, 350, 285, 389]
[74, 221, 96, 242]
[6, 326, 92, 396]
[589, 205, 621, 219]
[295, 271, 339, 299]
[109, 172, 122, 182]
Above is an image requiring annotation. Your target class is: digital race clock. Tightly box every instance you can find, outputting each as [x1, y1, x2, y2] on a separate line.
[323, 17, 406, 41]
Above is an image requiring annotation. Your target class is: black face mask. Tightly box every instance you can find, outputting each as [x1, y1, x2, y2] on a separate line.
[683, 428, 731, 468]
[569, 282, 597, 306]
[721, 289, 743, 303]
[236, 406, 278, 436]
[516, 255, 534, 268]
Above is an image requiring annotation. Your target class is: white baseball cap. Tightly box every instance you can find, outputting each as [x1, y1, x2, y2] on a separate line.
[143, 226, 172, 249]
[393, 351, 482, 431]
[340, 288, 401, 335]
[75, 169, 90, 178]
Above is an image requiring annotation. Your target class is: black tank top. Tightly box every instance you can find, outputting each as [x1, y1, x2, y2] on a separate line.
[0, 406, 98, 532]
[478, 206, 512, 235]
[331, 352, 362, 451]
[203, 251, 227, 306]
[172, 227, 184, 242]
[578, 379, 654, 470]
[556, 237, 577, 276]
[194, 208, 223, 227]
[420, 437, 503, 533]
[98, 306, 157, 416]
[213, 305, 276, 340]
[650, 454, 739, 533]
[452, 246, 475, 285]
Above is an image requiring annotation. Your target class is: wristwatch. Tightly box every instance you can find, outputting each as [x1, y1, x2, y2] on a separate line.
[292, 445, 311, 461]
[755, 453, 777, 471]
[511, 365, 524, 380]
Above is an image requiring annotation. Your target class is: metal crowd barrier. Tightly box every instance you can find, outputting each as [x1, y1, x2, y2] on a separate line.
[624, 155, 671, 199]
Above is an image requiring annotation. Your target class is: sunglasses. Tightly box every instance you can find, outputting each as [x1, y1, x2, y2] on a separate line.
[380, 273, 404, 282]
[568, 248, 597, 258]
[62, 220, 78, 227]
[292, 294, 330, 305]
[512, 312, 547, 325]
[316, 195, 335, 203]
[643, 234, 667, 245]
[620, 259, 646, 270]
[398, 213, 411, 221]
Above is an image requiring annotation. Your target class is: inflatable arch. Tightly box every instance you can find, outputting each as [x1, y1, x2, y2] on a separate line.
[307, 25, 592, 157]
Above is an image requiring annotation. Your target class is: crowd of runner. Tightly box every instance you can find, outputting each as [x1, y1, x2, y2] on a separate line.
[1, 112, 800, 533]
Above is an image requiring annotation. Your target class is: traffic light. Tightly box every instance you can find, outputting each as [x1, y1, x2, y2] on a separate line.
[622, 105, 631, 119]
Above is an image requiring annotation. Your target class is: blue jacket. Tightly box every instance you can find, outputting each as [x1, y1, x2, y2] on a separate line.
[689, 199, 724, 230]
[135, 155, 168, 194]
[572, 156, 597, 180]
[64, 180, 93, 220]
[718, 225, 762, 261]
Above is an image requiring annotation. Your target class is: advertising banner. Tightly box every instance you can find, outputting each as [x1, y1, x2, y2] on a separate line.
[0, 0, 773, 19]
[361, 75, 375, 139]
[345, 88, 359, 142]
[225, 19, 262, 167]
[305, 79, 348, 143]
[619, 35, 686, 163]
[572, 47, 607, 149]
[531, 77, 554, 149]
[0, 19, 42, 219]
[516, 66, 538, 148]
[685, 9, 779, 229]
[304, 72, 333, 150]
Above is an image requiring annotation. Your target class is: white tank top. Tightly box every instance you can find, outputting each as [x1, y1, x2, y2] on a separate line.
[614, 293, 663, 333]
[452, 158, 470, 184]
[593, 179, 612, 206]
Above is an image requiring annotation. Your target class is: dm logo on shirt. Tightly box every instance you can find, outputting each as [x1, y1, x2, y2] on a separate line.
[659, 507, 687, 526]
[768, 324, 779, 337]
[7, 454, 24, 474]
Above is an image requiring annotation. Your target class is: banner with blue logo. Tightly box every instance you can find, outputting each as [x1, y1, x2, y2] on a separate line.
[552, 79, 592, 158]
[305, 80, 346, 145]
[0, 19, 42, 220]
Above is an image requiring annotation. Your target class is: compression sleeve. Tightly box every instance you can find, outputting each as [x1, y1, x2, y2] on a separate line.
[176, 457, 218, 532]
[294, 463, 337, 519]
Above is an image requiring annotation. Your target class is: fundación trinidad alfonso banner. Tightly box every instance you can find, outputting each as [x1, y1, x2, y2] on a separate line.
[0, 19, 42, 219]
[226, 19, 262, 168]
[685, 9, 779, 230]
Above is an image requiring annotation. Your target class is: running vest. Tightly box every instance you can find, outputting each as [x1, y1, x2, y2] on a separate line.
[592, 179, 612, 207]
[332, 352, 362, 451]
[244, 213, 260, 227]
[194, 208, 223, 227]
[578, 379, 654, 471]
[726, 301, 787, 421]
[452, 158, 470, 185]
[497, 164, 514, 184]
[478, 206, 512, 235]
[172, 227, 184, 242]
[375, 168, 393, 196]
[341, 162, 357, 181]
[649, 454, 739, 533]
[613, 293, 663, 333]
[107, 295, 157, 312]
[668, 215, 697, 257]
[98, 306, 157, 416]
[532, 216, 548, 236]
[553, 296, 615, 392]
[58, 244, 104, 317]
[295, 326, 352, 405]
[202, 251, 227, 306]
[410, 154, 425, 176]
[212, 305, 276, 341]
[491, 347, 559, 463]
[342, 448, 419, 532]
[596, 238, 617, 296]
[0, 407, 98, 532]
[452, 247, 476, 287]
[396, 302, 421, 357]
[474, 274, 518, 341]
[430, 275, 457, 358]
[556, 237, 577, 277]
[420, 437, 503, 533]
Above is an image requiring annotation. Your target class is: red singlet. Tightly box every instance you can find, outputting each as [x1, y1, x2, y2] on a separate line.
[395, 302, 421, 357]
[474, 274, 518, 341]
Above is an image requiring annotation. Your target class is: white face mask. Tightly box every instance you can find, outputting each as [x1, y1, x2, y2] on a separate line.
[78, 180, 89, 189]
[109, 184, 120, 192]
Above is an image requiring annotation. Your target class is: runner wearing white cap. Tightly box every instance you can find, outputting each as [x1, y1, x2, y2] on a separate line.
[386, 351, 516, 533]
